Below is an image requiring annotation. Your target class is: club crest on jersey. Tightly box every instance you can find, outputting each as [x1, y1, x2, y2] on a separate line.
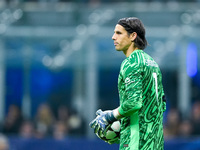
[125, 77, 135, 85]
[125, 77, 131, 84]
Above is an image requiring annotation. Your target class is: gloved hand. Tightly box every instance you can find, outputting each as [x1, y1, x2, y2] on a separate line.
[89, 109, 117, 136]
[107, 136, 120, 145]
[96, 132, 120, 145]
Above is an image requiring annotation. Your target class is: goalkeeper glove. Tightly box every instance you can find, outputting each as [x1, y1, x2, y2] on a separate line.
[107, 136, 120, 145]
[96, 132, 120, 145]
[89, 109, 117, 136]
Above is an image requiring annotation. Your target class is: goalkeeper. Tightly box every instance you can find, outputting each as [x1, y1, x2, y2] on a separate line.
[90, 17, 166, 150]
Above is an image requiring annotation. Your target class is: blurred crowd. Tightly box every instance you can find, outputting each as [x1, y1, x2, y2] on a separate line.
[0, 103, 86, 140]
[164, 100, 200, 139]
[0, 100, 200, 141]
[0, 134, 9, 150]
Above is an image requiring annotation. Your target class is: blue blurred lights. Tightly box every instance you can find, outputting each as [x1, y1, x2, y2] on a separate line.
[186, 43, 197, 77]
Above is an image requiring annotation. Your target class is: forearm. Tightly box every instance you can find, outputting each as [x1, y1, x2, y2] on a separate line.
[118, 102, 141, 117]
[113, 107, 123, 120]
[118, 90, 143, 117]
[118, 71, 143, 117]
[113, 105, 140, 119]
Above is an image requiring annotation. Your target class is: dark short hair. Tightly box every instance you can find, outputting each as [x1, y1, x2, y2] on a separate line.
[117, 17, 148, 50]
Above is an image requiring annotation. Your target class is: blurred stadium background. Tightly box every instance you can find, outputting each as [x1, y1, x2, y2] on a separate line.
[0, 0, 200, 150]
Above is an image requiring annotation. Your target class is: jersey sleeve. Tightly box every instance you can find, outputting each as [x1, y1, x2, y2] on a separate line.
[118, 61, 143, 117]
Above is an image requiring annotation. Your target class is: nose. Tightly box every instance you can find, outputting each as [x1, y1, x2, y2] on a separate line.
[112, 33, 116, 40]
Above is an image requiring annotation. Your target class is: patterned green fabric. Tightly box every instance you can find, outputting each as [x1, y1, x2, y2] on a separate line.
[118, 50, 165, 150]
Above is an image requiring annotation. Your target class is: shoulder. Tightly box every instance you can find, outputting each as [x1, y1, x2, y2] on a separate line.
[120, 51, 145, 76]
[129, 50, 146, 64]
[124, 50, 146, 68]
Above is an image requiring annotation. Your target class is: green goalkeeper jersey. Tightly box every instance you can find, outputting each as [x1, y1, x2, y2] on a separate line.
[118, 50, 166, 150]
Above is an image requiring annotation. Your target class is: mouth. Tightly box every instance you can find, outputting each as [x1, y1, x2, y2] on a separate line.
[114, 42, 118, 46]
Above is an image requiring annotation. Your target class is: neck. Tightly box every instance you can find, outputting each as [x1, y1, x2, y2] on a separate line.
[123, 44, 138, 57]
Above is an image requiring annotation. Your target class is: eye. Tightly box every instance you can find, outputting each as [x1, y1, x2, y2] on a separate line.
[116, 31, 122, 35]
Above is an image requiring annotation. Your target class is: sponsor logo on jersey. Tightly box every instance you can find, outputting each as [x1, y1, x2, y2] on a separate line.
[146, 59, 158, 67]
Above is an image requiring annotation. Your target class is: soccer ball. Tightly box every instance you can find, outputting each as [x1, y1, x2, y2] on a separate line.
[96, 120, 121, 140]
[105, 120, 121, 140]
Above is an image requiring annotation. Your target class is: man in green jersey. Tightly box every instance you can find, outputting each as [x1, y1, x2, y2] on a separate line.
[90, 17, 166, 150]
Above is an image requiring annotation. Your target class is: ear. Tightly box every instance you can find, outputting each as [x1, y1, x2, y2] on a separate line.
[130, 32, 137, 42]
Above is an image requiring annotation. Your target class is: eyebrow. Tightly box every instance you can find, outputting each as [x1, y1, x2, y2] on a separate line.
[114, 30, 122, 34]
